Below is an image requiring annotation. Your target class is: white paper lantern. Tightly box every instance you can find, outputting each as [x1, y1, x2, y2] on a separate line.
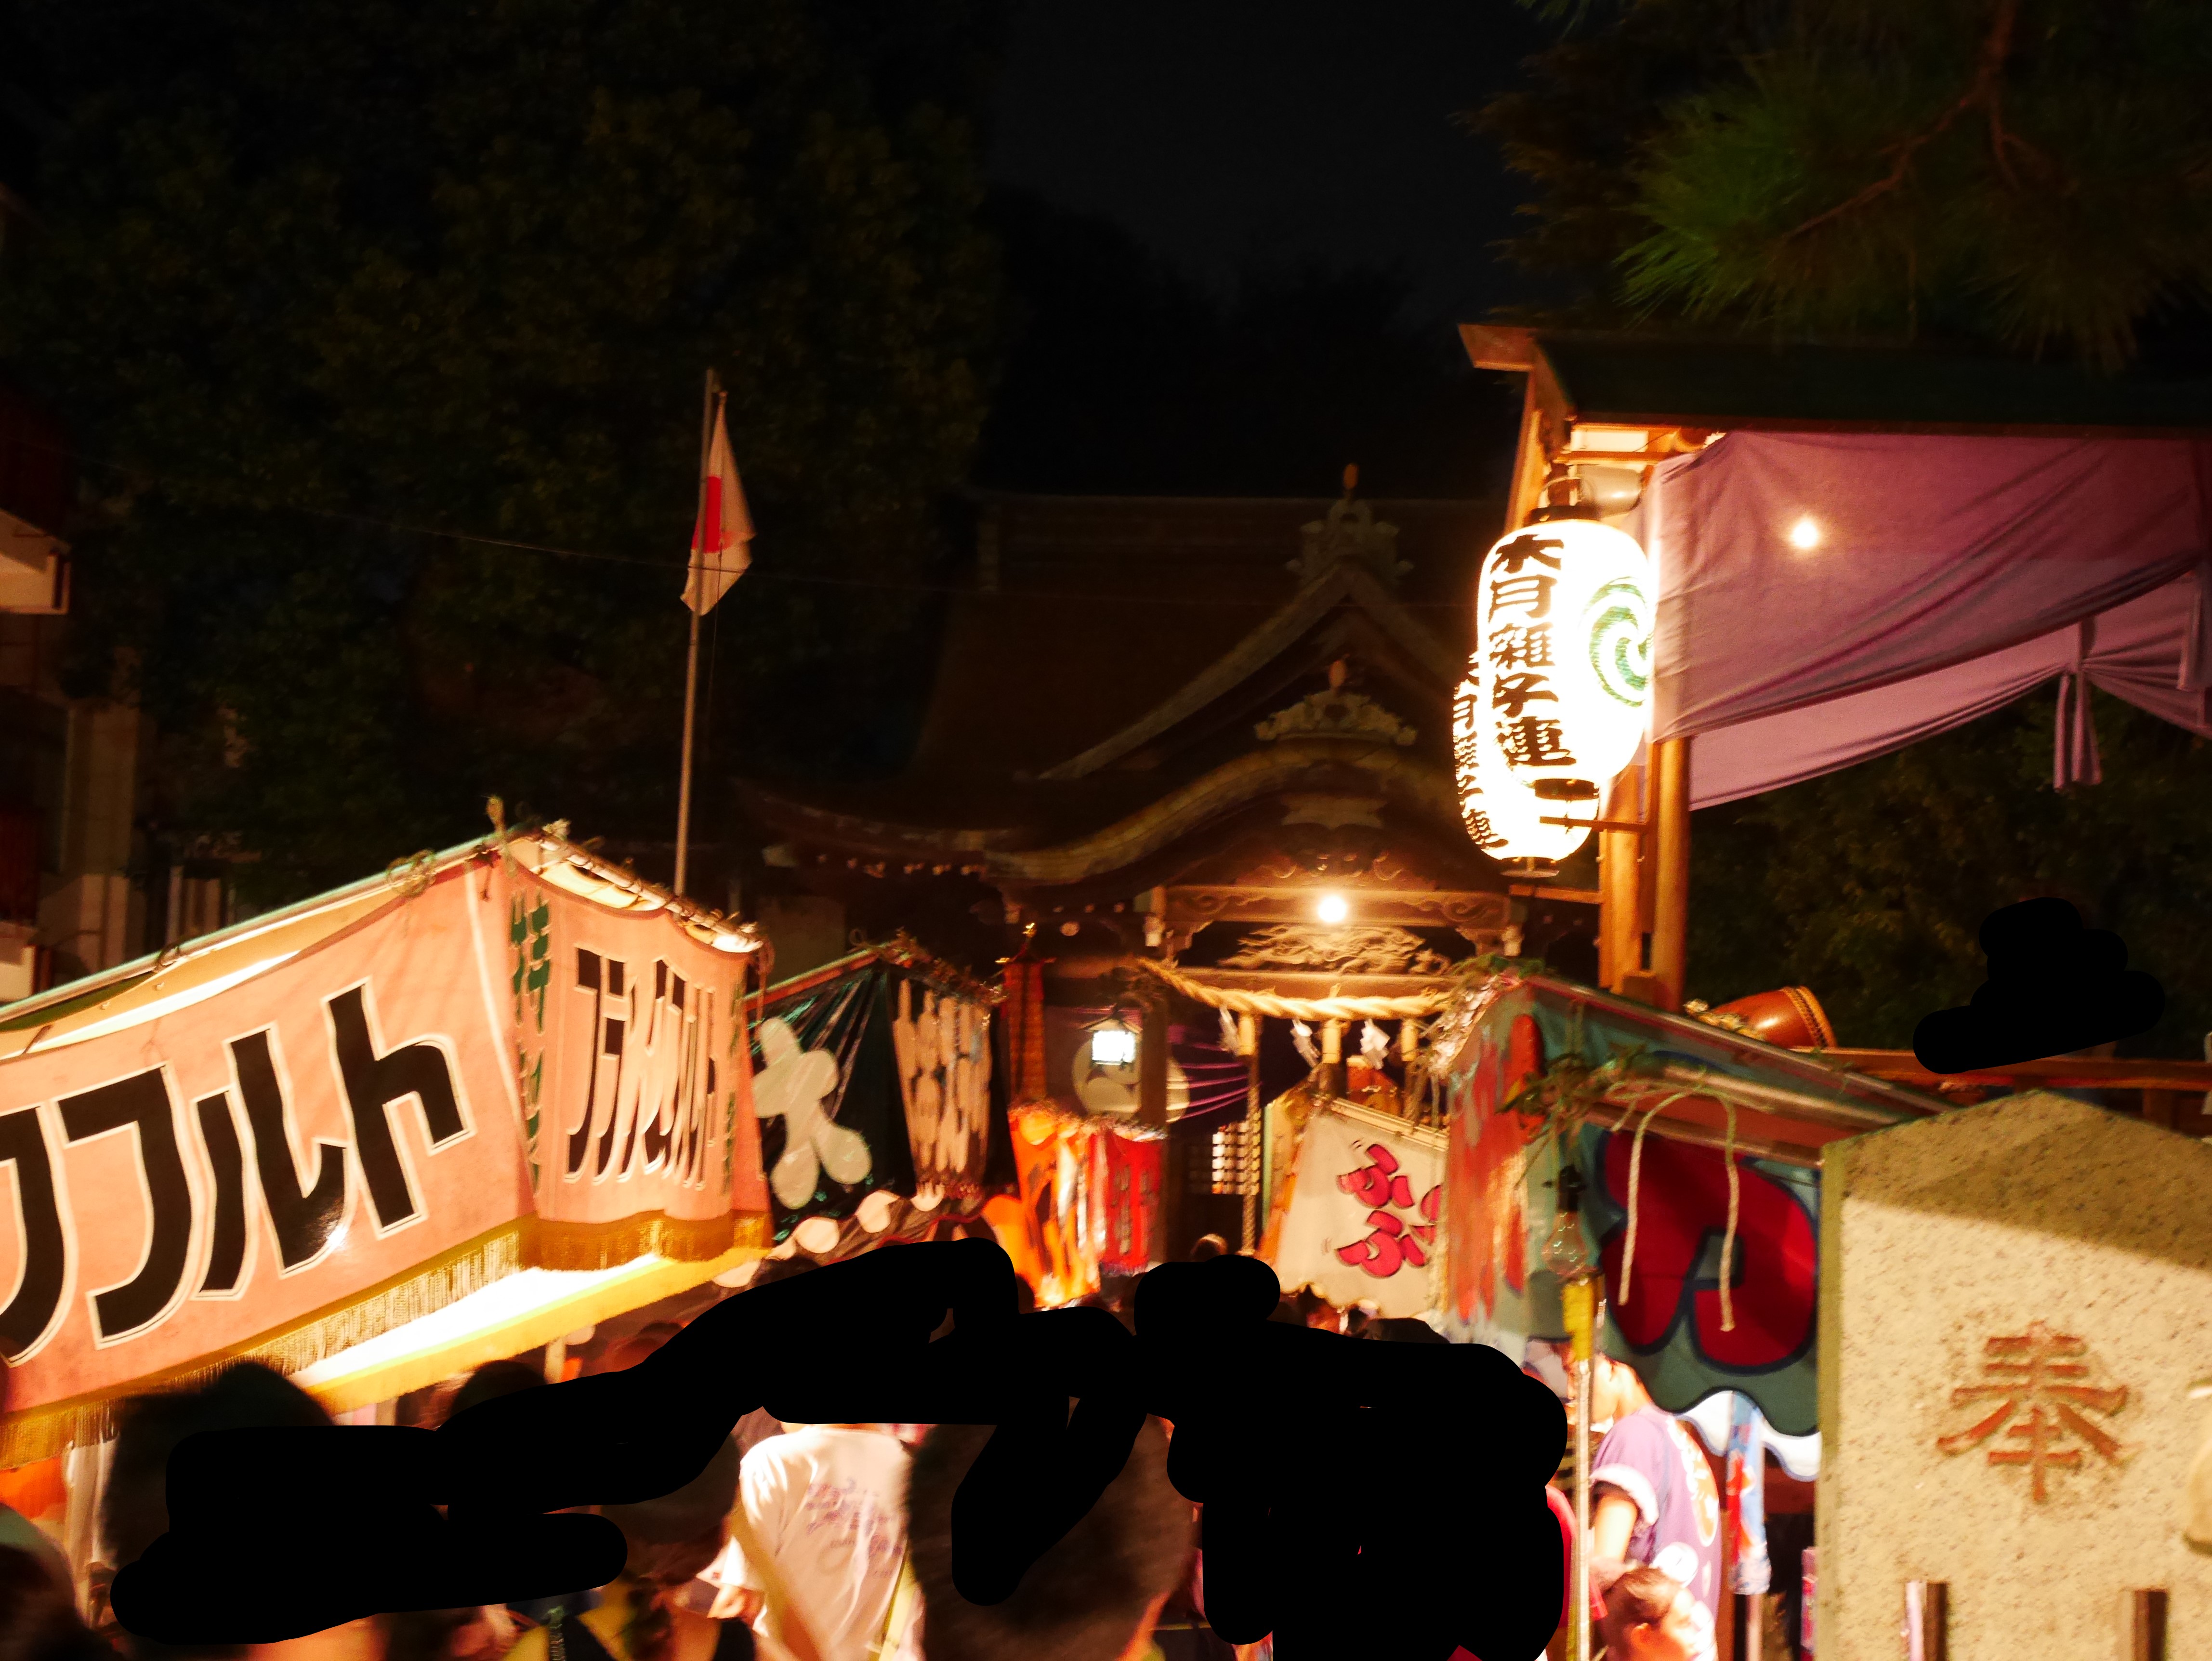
[1455, 517, 1653, 861]
[1452, 668, 1584, 863]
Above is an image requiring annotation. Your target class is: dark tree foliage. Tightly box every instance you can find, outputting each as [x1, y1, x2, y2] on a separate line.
[1482, 0, 2212, 363]
[1689, 691, 2212, 1056]
[975, 193, 1520, 500]
[1622, 0, 2212, 367]
[1470, 0, 1784, 323]
[0, 0, 1003, 903]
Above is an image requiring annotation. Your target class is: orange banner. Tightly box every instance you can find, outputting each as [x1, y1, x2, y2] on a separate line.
[509, 859, 767, 1267]
[0, 865, 529, 1428]
[0, 844, 770, 1450]
[1009, 1107, 1098, 1307]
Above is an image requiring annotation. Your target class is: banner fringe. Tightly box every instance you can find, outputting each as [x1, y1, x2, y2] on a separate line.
[0, 1220, 530, 1471]
[529, 1213, 746, 1273]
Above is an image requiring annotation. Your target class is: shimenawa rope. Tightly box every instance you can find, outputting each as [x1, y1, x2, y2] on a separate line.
[1134, 956, 1452, 1021]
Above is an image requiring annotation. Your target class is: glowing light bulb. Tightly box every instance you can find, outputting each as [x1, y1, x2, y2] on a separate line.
[1788, 515, 1822, 551]
[1317, 893, 1349, 924]
[1091, 1025, 1137, 1067]
[1543, 1166, 1590, 1279]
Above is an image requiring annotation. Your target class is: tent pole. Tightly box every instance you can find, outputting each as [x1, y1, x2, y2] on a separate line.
[1574, 1351, 1593, 1661]
[1651, 738, 1691, 1010]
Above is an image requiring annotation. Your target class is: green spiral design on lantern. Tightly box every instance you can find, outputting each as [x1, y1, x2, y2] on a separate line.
[1586, 576, 1652, 707]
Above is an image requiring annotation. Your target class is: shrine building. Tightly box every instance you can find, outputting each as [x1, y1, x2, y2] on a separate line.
[735, 481, 1597, 1248]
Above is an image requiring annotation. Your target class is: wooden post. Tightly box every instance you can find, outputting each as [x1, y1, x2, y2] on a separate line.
[2132, 1588, 2169, 1661]
[1905, 1581, 1948, 1661]
[1139, 991, 1170, 1130]
[1141, 989, 1180, 1254]
[1598, 763, 1643, 992]
[1650, 737, 1691, 1011]
[1239, 1014, 1261, 1252]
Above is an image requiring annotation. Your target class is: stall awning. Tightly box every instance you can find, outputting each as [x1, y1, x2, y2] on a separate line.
[1434, 971, 1942, 1434]
[1641, 431, 2212, 804]
[289, 1245, 754, 1416]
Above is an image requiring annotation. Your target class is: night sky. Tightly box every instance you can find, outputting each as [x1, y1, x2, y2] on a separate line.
[988, 0, 1552, 335]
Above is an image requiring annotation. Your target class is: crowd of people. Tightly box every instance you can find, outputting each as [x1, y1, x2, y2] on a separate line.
[0, 1245, 1720, 1661]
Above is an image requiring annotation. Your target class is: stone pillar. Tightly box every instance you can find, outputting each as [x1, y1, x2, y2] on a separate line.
[1820, 1093, 2212, 1659]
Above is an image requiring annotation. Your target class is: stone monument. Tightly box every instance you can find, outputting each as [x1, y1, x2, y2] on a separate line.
[1820, 1092, 2212, 1658]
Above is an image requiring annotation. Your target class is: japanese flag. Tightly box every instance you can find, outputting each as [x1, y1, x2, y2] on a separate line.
[684, 398, 752, 615]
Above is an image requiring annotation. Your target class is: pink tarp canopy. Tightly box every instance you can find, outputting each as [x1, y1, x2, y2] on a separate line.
[1635, 433, 2212, 807]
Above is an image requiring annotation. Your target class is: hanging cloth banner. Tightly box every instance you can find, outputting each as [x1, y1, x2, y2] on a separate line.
[995, 1108, 1160, 1302]
[1435, 977, 1833, 1435]
[1438, 1011, 1543, 1350]
[1580, 1121, 1820, 1437]
[1268, 1100, 1444, 1319]
[1006, 1106, 1103, 1307]
[1093, 1126, 1164, 1279]
[505, 856, 768, 1270]
[1725, 1393, 1774, 1596]
[750, 960, 915, 1240]
[0, 863, 532, 1460]
[889, 975, 995, 1203]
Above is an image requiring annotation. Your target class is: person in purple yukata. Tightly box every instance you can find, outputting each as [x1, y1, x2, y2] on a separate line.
[1586, 1356, 1722, 1661]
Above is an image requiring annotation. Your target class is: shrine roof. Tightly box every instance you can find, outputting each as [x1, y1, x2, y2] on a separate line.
[737, 768, 1175, 848]
[1464, 327, 2212, 436]
[915, 493, 1492, 776]
[740, 491, 1501, 858]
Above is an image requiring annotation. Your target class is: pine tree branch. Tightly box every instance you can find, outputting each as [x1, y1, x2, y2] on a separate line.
[1784, 0, 2023, 242]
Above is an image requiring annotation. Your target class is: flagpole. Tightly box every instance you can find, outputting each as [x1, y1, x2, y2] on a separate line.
[674, 368, 718, 896]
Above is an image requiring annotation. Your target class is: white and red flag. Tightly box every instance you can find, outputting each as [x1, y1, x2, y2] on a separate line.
[683, 396, 752, 614]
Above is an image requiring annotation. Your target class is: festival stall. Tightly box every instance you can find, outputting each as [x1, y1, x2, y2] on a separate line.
[0, 824, 785, 1598]
[1427, 967, 1938, 1427]
[1424, 967, 1946, 1661]
[1139, 945, 1940, 1654]
[0, 826, 780, 1455]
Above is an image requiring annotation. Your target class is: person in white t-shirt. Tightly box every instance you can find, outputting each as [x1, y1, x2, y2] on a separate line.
[703, 1422, 910, 1661]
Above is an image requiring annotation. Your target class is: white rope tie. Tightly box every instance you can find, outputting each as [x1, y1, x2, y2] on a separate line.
[1617, 1087, 1692, 1309]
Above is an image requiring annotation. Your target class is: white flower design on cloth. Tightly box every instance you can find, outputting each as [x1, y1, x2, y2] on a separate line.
[754, 1015, 871, 1210]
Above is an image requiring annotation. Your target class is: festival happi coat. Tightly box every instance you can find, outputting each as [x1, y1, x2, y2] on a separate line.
[0, 831, 771, 1463]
